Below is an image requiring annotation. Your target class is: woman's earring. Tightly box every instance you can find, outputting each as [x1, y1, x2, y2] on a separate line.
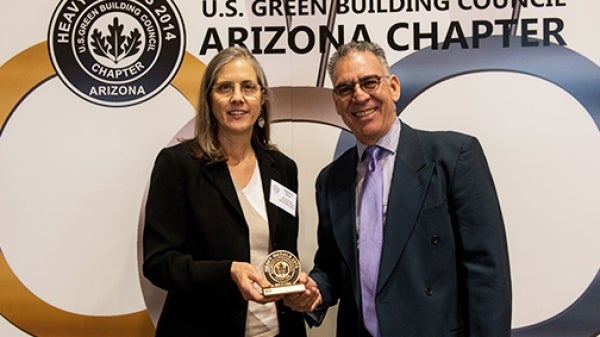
[257, 115, 265, 128]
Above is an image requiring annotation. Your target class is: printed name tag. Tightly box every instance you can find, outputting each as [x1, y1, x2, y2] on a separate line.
[269, 179, 297, 216]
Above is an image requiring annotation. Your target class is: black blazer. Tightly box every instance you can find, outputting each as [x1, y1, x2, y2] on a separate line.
[309, 122, 512, 337]
[143, 141, 306, 337]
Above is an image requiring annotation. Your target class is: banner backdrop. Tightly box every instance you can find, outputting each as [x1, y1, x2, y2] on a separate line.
[1, 1, 599, 336]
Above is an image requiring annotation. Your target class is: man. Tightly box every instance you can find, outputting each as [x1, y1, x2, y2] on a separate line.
[284, 41, 512, 336]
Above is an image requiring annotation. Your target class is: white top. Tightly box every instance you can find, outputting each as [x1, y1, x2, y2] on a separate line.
[235, 162, 279, 337]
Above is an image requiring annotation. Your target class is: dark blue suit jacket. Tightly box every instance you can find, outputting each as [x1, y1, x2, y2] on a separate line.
[309, 122, 511, 337]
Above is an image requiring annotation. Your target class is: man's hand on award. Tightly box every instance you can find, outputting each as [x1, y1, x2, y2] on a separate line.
[283, 272, 322, 313]
[230, 261, 281, 303]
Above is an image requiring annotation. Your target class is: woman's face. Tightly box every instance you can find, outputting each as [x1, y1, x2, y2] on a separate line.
[210, 57, 263, 139]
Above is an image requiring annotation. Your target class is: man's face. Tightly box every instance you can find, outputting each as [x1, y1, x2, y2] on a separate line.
[331, 51, 401, 145]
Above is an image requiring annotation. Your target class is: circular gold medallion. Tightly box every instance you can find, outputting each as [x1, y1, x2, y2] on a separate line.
[262, 250, 301, 286]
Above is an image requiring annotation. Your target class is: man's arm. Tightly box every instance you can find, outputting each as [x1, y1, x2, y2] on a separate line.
[450, 136, 512, 336]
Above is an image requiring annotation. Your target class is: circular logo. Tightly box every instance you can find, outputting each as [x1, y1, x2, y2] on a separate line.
[48, 0, 185, 107]
[262, 250, 301, 286]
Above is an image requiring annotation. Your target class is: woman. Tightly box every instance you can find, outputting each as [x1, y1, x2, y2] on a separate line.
[143, 46, 306, 337]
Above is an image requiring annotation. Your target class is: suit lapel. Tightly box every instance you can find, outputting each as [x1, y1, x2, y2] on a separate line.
[377, 123, 435, 291]
[328, 149, 362, 300]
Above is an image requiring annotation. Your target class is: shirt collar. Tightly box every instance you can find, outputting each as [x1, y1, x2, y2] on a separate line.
[357, 118, 401, 160]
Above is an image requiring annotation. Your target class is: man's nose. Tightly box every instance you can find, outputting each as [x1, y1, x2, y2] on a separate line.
[351, 83, 370, 101]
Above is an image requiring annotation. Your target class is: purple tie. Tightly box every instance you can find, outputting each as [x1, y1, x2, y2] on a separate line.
[359, 146, 383, 337]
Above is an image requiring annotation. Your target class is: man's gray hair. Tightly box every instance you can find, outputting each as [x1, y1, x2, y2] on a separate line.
[327, 41, 390, 80]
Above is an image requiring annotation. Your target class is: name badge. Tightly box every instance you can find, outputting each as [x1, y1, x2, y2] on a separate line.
[269, 179, 297, 216]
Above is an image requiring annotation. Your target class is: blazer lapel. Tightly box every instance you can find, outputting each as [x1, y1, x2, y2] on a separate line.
[257, 150, 281, 244]
[201, 150, 282, 247]
[202, 161, 246, 222]
[377, 123, 435, 291]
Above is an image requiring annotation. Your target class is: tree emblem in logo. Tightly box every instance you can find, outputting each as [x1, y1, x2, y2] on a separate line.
[90, 17, 142, 64]
[48, 0, 185, 107]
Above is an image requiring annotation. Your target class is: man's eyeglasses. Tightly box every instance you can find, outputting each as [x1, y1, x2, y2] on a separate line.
[212, 80, 261, 98]
[332, 75, 390, 99]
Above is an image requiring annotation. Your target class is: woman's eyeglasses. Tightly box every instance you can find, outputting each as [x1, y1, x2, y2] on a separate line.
[212, 81, 261, 99]
[332, 75, 389, 99]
